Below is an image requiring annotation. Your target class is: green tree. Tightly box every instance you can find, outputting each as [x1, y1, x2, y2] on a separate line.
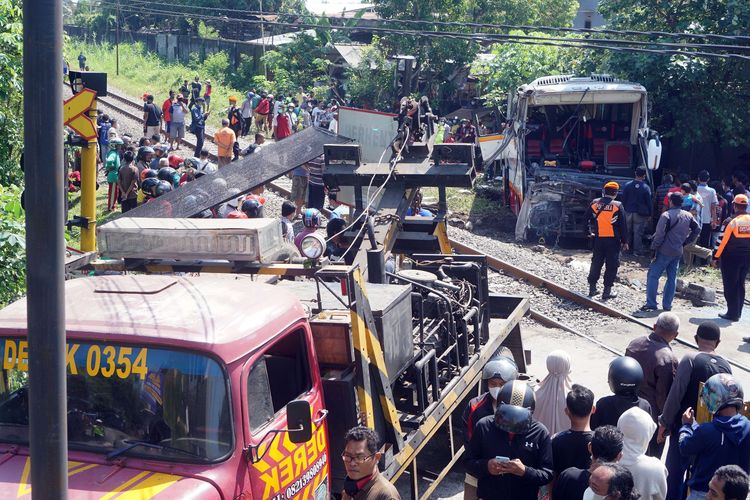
[261, 32, 330, 96]
[346, 37, 394, 110]
[472, 32, 602, 110]
[0, 0, 23, 186]
[370, 0, 579, 108]
[598, 0, 750, 151]
[0, 184, 24, 306]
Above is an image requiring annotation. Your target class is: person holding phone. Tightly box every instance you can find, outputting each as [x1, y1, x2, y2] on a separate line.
[461, 356, 519, 499]
[464, 381, 553, 500]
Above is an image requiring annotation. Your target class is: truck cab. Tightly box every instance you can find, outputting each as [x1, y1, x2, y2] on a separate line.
[0, 274, 329, 499]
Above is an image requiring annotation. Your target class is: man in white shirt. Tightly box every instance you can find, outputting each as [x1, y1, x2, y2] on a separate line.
[697, 170, 720, 247]
[312, 101, 325, 127]
[328, 106, 339, 134]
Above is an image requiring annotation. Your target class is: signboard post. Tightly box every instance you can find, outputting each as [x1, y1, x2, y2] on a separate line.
[64, 88, 98, 251]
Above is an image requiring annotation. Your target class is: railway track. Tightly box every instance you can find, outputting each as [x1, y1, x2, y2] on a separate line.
[451, 239, 750, 373]
[90, 85, 749, 374]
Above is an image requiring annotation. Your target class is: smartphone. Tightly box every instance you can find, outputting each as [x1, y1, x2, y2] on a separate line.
[494, 456, 510, 463]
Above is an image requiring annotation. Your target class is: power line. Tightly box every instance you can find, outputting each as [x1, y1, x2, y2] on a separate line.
[96, 2, 750, 61]
[97, 0, 750, 44]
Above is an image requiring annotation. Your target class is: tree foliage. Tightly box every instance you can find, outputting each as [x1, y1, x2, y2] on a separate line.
[346, 37, 395, 110]
[0, 0, 23, 186]
[370, 0, 579, 109]
[0, 184, 24, 306]
[597, 0, 750, 149]
[260, 32, 330, 97]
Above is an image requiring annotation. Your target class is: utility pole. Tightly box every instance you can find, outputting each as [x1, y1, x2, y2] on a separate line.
[259, 0, 266, 78]
[23, 0, 68, 496]
[115, 0, 120, 75]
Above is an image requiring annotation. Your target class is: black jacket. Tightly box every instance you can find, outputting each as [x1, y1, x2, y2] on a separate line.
[464, 416, 553, 500]
[591, 394, 652, 429]
[461, 392, 496, 445]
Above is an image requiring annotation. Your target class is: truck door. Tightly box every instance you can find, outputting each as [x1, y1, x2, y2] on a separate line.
[242, 324, 330, 500]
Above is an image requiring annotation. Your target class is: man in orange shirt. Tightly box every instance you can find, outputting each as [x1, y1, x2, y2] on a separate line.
[214, 118, 236, 168]
[587, 181, 628, 299]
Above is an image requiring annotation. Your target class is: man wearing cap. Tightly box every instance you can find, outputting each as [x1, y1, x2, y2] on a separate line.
[190, 97, 209, 157]
[657, 321, 732, 500]
[641, 192, 701, 312]
[587, 181, 628, 299]
[713, 193, 750, 321]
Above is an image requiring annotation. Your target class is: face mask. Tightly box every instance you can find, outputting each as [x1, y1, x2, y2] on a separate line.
[489, 386, 501, 400]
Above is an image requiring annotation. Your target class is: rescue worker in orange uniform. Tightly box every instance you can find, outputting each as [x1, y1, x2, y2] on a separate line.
[587, 181, 628, 299]
[713, 193, 750, 321]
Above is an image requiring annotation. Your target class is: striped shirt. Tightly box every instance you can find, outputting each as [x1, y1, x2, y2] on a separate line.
[307, 160, 324, 186]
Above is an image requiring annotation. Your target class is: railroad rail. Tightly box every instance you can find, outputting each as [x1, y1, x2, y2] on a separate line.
[451, 239, 750, 374]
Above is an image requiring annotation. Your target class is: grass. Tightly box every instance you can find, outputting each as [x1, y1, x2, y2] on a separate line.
[64, 39, 246, 130]
[422, 186, 500, 219]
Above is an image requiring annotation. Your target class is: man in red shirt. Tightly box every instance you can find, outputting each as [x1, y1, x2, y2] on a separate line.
[162, 90, 175, 147]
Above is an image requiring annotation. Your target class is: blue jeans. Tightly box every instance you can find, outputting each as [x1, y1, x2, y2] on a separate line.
[646, 252, 681, 309]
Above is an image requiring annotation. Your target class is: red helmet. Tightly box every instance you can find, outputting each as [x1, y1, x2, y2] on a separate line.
[244, 193, 266, 205]
[168, 154, 184, 169]
[226, 210, 248, 219]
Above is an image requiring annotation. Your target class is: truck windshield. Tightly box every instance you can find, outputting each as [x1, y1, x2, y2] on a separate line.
[0, 338, 232, 463]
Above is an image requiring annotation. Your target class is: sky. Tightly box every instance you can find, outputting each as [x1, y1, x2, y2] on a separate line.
[304, 0, 373, 15]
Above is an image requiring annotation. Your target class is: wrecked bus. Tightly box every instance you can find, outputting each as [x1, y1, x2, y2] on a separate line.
[498, 74, 662, 242]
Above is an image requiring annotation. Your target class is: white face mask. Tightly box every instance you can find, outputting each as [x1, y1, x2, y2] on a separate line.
[489, 386, 501, 400]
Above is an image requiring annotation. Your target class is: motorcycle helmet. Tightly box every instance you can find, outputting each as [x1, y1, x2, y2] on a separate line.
[241, 199, 262, 218]
[302, 208, 321, 228]
[154, 180, 173, 197]
[168, 154, 184, 169]
[142, 168, 158, 179]
[140, 177, 160, 198]
[495, 380, 535, 434]
[482, 356, 518, 383]
[608, 356, 643, 397]
[158, 167, 179, 187]
[183, 157, 200, 170]
[702, 373, 744, 415]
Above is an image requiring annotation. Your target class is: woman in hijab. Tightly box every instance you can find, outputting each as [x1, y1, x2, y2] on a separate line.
[533, 350, 573, 435]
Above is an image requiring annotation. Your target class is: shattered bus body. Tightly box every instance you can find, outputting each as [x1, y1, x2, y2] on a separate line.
[499, 74, 662, 242]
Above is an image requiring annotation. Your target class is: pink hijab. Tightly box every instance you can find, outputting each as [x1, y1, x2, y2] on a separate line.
[533, 350, 573, 436]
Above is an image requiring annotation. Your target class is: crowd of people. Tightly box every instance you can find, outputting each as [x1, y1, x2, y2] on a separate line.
[586, 167, 750, 327]
[342, 315, 748, 500]
[457, 313, 749, 500]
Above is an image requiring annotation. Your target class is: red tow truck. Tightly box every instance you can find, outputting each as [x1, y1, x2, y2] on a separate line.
[0, 227, 527, 499]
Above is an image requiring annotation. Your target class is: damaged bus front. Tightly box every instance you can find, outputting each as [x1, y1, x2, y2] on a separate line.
[498, 74, 662, 242]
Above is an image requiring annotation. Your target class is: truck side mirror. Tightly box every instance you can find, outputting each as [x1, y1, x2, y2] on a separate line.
[287, 400, 313, 444]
